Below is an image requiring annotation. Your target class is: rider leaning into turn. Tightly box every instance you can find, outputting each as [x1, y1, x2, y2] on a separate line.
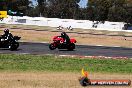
[60, 32, 70, 44]
[1, 29, 13, 41]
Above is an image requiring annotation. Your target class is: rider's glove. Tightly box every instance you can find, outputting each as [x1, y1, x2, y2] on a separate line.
[5, 39, 8, 41]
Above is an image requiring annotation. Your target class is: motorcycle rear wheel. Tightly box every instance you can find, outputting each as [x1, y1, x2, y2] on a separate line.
[67, 43, 75, 51]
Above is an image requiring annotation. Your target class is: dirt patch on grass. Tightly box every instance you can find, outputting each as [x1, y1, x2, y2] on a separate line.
[0, 28, 132, 48]
[0, 72, 131, 88]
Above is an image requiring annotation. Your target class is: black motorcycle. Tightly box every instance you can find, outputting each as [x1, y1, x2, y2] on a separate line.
[0, 35, 21, 51]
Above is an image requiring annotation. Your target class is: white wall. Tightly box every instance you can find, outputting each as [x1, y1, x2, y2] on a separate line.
[0, 16, 131, 32]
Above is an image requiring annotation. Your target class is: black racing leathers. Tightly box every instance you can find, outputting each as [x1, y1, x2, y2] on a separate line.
[1, 33, 13, 41]
[61, 34, 70, 44]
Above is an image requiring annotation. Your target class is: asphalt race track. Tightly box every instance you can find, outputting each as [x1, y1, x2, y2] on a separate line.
[0, 42, 132, 58]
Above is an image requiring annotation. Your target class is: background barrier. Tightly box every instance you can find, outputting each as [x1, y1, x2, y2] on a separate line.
[0, 15, 132, 32]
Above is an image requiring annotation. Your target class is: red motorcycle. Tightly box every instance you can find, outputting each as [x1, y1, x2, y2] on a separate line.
[49, 36, 76, 50]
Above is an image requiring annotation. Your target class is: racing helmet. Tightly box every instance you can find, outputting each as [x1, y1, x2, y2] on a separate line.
[4, 29, 9, 34]
[61, 32, 66, 36]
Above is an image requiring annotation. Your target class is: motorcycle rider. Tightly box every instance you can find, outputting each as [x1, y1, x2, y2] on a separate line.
[60, 32, 70, 44]
[1, 29, 13, 42]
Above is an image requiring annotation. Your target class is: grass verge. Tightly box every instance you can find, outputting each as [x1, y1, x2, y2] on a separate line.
[0, 54, 131, 73]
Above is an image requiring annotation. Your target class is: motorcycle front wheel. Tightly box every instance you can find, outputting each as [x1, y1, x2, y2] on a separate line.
[49, 43, 56, 50]
[10, 42, 19, 51]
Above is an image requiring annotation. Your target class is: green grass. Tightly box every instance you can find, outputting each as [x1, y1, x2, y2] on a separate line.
[0, 54, 131, 73]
